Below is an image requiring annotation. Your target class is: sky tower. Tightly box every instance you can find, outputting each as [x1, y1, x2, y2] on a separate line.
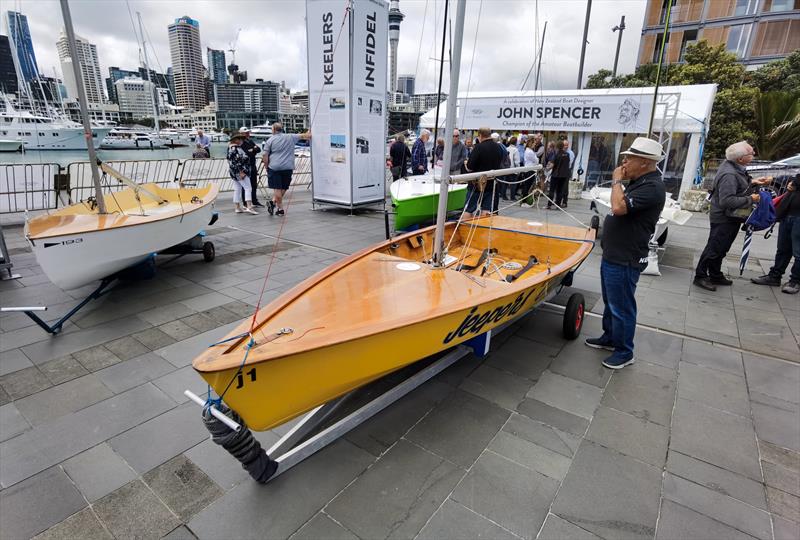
[388, 0, 404, 95]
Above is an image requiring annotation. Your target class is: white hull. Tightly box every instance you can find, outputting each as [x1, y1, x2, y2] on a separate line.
[389, 168, 468, 202]
[27, 202, 215, 290]
[0, 139, 22, 152]
[100, 137, 169, 150]
[13, 127, 112, 150]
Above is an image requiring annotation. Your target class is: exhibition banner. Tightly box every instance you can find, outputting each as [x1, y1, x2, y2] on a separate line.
[306, 0, 388, 207]
[460, 94, 655, 134]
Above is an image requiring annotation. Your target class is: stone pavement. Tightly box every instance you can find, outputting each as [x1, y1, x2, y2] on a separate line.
[0, 190, 798, 540]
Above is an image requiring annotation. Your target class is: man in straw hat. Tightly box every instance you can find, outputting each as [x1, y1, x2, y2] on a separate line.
[584, 137, 666, 369]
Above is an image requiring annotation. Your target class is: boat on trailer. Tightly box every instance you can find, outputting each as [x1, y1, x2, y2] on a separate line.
[390, 169, 468, 230]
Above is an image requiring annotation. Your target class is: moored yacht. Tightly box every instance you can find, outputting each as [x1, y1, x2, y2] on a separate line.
[248, 124, 273, 141]
[0, 106, 111, 150]
[100, 128, 169, 150]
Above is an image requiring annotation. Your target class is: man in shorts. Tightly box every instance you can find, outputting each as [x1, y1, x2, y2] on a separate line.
[261, 122, 311, 216]
[463, 127, 505, 218]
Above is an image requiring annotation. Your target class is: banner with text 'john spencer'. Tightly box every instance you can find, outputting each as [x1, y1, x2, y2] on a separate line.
[307, 0, 388, 207]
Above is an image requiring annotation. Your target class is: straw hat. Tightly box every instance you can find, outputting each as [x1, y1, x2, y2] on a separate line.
[229, 134, 248, 143]
[620, 137, 664, 161]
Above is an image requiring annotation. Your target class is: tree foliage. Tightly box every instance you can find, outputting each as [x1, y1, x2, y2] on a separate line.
[584, 41, 800, 160]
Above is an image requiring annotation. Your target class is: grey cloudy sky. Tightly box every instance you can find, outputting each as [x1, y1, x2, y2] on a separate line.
[6, 0, 647, 93]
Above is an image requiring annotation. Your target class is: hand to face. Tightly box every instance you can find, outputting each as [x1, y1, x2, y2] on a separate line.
[612, 165, 629, 182]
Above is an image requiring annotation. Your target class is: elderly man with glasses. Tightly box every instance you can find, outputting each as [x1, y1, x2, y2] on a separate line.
[449, 129, 469, 175]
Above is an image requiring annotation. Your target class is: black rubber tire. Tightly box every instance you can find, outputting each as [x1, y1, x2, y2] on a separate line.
[657, 228, 668, 246]
[562, 293, 586, 340]
[203, 242, 215, 262]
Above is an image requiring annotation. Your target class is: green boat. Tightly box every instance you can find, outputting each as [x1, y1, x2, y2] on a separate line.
[390, 174, 468, 230]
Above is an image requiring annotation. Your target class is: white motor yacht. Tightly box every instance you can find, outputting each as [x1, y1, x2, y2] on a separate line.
[248, 124, 273, 141]
[0, 139, 22, 152]
[100, 128, 169, 150]
[0, 104, 111, 150]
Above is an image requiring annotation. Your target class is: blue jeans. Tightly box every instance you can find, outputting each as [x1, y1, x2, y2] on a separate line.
[599, 259, 641, 360]
[769, 215, 800, 282]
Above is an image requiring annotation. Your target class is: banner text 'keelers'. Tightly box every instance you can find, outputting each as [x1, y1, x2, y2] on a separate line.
[323, 12, 334, 85]
[364, 12, 377, 88]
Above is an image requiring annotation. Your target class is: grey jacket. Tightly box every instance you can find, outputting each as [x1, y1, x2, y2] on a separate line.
[710, 160, 752, 223]
[450, 141, 469, 174]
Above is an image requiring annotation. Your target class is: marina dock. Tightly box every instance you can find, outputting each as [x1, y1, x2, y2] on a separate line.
[1, 191, 797, 540]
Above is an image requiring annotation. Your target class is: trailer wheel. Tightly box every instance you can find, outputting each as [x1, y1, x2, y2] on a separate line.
[563, 293, 585, 340]
[203, 242, 215, 262]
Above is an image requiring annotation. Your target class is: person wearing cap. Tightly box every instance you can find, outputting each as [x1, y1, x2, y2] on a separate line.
[463, 127, 505, 218]
[694, 141, 769, 291]
[226, 134, 258, 215]
[585, 137, 666, 369]
[238, 127, 263, 207]
[261, 122, 311, 216]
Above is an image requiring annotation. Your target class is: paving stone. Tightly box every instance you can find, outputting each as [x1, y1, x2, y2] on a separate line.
[515, 311, 569, 348]
[0, 385, 9, 406]
[72, 345, 122, 372]
[0, 402, 30, 442]
[772, 515, 800, 540]
[327, 439, 463, 540]
[551, 441, 661, 540]
[93, 480, 180, 540]
[131, 327, 177, 350]
[0, 466, 86, 540]
[743, 354, 800, 405]
[451, 449, 558, 540]
[460, 364, 533, 411]
[666, 450, 767, 510]
[655, 499, 758, 540]
[433, 352, 482, 388]
[485, 335, 557, 381]
[32, 507, 113, 540]
[62, 443, 137, 502]
[109, 402, 209, 474]
[601, 367, 676, 426]
[137, 302, 197, 326]
[752, 401, 800, 452]
[537, 514, 602, 540]
[417, 499, 519, 540]
[489, 430, 571, 481]
[199, 307, 243, 325]
[103, 335, 151, 360]
[0, 383, 174, 487]
[158, 319, 201, 342]
[405, 389, 509, 468]
[152, 365, 208, 404]
[181, 313, 219, 333]
[548, 340, 611, 388]
[517, 398, 589, 436]
[184, 438, 251, 491]
[586, 406, 669, 467]
[0, 348, 34, 376]
[188, 440, 373, 540]
[763, 461, 800, 498]
[95, 353, 176, 394]
[503, 412, 580, 461]
[290, 513, 360, 540]
[162, 525, 198, 540]
[678, 362, 750, 417]
[344, 379, 452, 457]
[526, 370, 602, 419]
[768, 486, 800, 523]
[683, 323, 740, 347]
[154, 321, 242, 368]
[143, 455, 224, 521]
[15, 374, 113, 425]
[681, 339, 744, 376]
[0, 365, 52, 400]
[760, 440, 800, 473]
[221, 300, 259, 318]
[662, 473, 772, 540]
[38, 355, 89, 385]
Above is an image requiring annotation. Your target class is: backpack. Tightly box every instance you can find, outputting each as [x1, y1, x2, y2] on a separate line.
[746, 189, 776, 232]
[500, 144, 510, 169]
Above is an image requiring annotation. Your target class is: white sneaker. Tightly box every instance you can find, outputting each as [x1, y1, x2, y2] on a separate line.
[244, 207, 259, 215]
[234, 208, 243, 213]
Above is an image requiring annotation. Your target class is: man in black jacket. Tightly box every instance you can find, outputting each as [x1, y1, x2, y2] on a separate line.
[238, 127, 263, 207]
[694, 141, 768, 291]
[389, 134, 412, 180]
[752, 177, 800, 294]
[464, 127, 504, 218]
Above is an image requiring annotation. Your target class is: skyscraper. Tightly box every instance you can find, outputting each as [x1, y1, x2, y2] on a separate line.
[5, 11, 39, 82]
[388, 0, 405, 95]
[207, 48, 226, 85]
[56, 31, 106, 103]
[0, 35, 18, 94]
[397, 74, 414, 96]
[168, 16, 207, 110]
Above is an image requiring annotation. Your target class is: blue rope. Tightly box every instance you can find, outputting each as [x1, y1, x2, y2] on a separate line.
[218, 335, 256, 400]
[204, 332, 256, 409]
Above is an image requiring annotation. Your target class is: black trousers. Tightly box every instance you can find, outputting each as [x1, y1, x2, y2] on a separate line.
[695, 221, 741, 279]
[548, 176, 568, 207]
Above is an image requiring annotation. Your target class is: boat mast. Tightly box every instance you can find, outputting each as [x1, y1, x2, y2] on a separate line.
[59, 0, 106, 213]
[533, 21, 547, 92]
[137, 12, 160, 133]
[432, 0, 466, 266]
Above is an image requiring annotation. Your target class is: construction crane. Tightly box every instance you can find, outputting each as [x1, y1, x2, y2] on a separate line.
[227, 28, 246, 83]
[228, 28, 241, 65]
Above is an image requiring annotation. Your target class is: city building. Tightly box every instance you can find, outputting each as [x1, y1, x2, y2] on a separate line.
[5, 11, 39, 82]
[168, 15, 207, 110]
[106, 66, 173, 105]
[57, 31, 106, 104]
[0, 35, 18, 95]
[215, 111, 279, 132]
[160, 104, 216, 131]
[410, 93, 447, 112]
[64, 101, 125, 124]
[279, 92, 308, 132]
[214, 81, 280, 113]
[638, 0, 800, 68]
[290, 90, 309, 110]
[207, 48, 226, 84]
[388, 0, 405, 94]
[397, 74, 415, 96]
[114, 77, 157, 119]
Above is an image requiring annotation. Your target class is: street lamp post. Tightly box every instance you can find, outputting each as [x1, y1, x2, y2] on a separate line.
[612, 15, 626, 78]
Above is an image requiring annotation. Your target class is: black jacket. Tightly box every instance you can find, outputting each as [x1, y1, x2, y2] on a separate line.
[389, 141, 411, 174]
[709, 160, 752, 224]
[552, 151, 571, 179]
[777, 189, 800, 221]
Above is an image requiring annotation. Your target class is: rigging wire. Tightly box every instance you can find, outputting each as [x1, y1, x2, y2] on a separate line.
[412, 0, 430, 94]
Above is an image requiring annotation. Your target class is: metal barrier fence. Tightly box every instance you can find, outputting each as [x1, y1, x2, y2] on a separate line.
[0, 155, 313, 214]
